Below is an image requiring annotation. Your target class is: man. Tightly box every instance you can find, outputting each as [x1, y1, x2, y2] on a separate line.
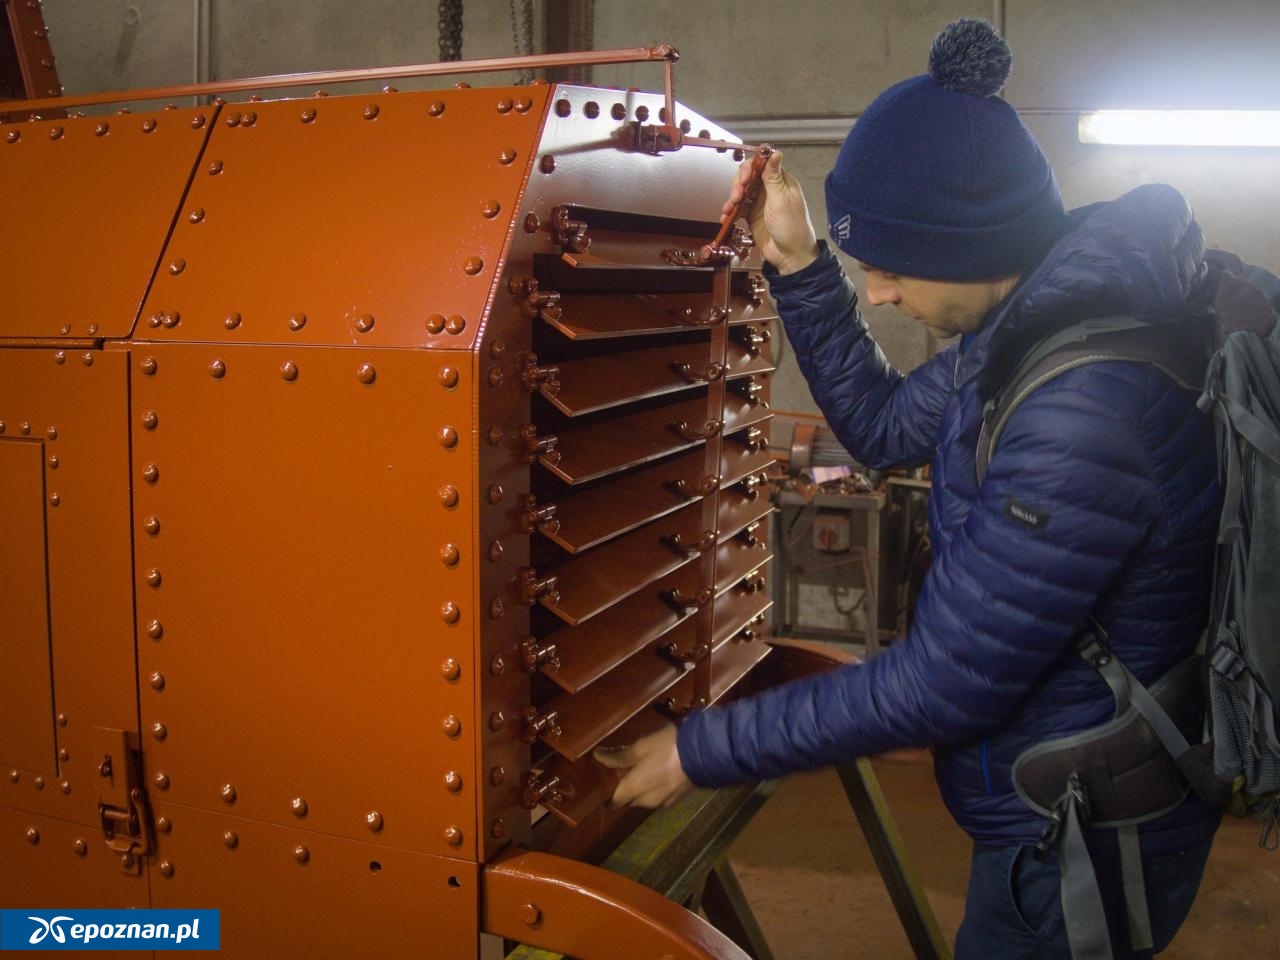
[596, 18, 1220, 959]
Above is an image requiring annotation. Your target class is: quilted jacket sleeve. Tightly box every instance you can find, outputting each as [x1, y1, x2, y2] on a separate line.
[677, 362, 1172, 786]
[768, 243, 956, 469]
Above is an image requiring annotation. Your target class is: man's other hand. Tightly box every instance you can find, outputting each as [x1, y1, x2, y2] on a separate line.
[721, 148, 820, 275]
[593, 724, 695, 809]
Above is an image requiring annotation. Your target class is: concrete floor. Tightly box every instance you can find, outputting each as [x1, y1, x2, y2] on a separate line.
[727, 750, 1280, 959]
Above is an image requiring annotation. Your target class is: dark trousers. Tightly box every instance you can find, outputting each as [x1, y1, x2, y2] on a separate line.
[953, 838, 1213, 959]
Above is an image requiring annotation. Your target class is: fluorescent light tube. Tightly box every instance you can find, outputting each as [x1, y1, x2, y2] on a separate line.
[1078, 110, 1280, 146]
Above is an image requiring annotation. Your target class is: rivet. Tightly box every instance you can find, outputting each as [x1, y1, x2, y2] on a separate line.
[356, 363, 376, 385]
[147, 314, 164, 328]
[207, 159, 223, 175]
[47, 492, 60, 506]
[58, 747, 69, 762]
[94, 121, 109, 136]
[151, 721, 167, 740]
[145, 568, 162, 588]
[441, 602, 460, 625]
[439, 426, 458, 448]
[489, 711, 506, 732]
[463, 256, 484, 275]
[444, 826, 463, 847]
[540, 155, 555, 174]
[59, 323, 71, 335]
[190, 115, 206, 129]
[168, 259, 185, 275]
[554, 99, 571, 117]
[481, 199, 501, 218]
[142, 118, 157, 133]
[25, 827, 39, 845]
[8, 770, 17, 783]
[312, 90, 328, 98]
[143, 463, 159, 484]
[490, 765, 506, 785]
[54, 352, 65, 364]
[33, 776, 44, 790]
[519, 903, 541, 927]
[487, 366, 504, 388]
[441, 658, 461, 682]
[293, 845, 310, 864]
[426, 314, 445, 334]
[220, 783, 237, 804]
[454, 81, 471, 89]
[150, 672, 166, 690]
[288, 312, 307, 331]
[487, 426, 503, 445]
[142, 410, 158, 429]
[300, 107, 317, 123]
[60, 781, 71, 794]
[6, 130, 19, 143]
[514, 96, 532, 113]
[48, 125, 63, 140]
[487, 484, 503, 504]
[147, 619, 163, 640]
[523, 213, 539, 233]
[438, 366, 459, 388]
[158, 860, 174, 877]
[57, 713, 68, 727]
[363, 104, 379, 120]
[489, 541, 504, 562]
[241, 111, 257, 127]
[498, 147, 517, 164]
[490, 599, 505, 619]
[443, 770, 463, 792]
[584, 101, 599, 119]
[490, 339, 507, 359]
[354, 313, 375, 333]
[209, 359, 226, 379]
[611, 103, 626, 121]
[491, 818, 508, 839]
[144, 515, 160, 535]
[141, 356, 158, 376]
[280, 361, 299, 382]
[81, 352, 93, 366]
[224, 110, 240, 128]
[45, 425, 57, 440]
[20, 422, 31, 435]
[223, 831, 239, 848]
[438, 485, 459, 508]
[428, 100, 445, 116]
[442, 715, 462, 738]
[496, 98, 513, 114]
[290, 797, 308, 818]
[73, 838, 88, 856]
[439, 544, 459, 566]
[156, 816, 172, 833]
[636, 105, 650, 121]
[365, 811, 383, 833]
[224, 312, 241, 330]
[154, 771, 170, 790]
[445, 315, 466, 334]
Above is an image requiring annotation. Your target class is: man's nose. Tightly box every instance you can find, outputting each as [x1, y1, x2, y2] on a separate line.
[864, 275, 899, 306]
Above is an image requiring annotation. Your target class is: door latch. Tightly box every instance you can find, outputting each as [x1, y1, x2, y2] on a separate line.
[92, 727, 153, 874]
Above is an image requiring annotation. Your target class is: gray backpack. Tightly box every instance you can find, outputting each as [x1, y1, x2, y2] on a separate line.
[976, 258, 1280, 959]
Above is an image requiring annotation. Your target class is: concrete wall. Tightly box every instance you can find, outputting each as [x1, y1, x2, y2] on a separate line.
[38, 0, 1280, 408]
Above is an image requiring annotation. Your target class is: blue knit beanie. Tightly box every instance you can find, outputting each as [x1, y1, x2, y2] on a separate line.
[825, 19, 1068, 281]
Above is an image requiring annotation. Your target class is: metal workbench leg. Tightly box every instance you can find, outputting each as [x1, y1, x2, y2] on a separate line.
[699, 860, 777, 960]
[865, 508, 880, 655]
[837, 759, 951, 960]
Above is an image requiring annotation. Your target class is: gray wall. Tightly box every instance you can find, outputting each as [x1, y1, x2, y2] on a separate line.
[40, 0, 1280, 411]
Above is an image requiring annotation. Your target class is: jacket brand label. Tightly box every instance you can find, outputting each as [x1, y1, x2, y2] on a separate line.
[1004, 498, 1049, 530]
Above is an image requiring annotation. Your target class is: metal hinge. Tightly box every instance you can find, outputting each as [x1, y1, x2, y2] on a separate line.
[91, 727, 153, 874]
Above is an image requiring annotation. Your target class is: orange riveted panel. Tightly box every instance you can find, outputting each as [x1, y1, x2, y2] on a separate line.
[0, 45, 797, 960]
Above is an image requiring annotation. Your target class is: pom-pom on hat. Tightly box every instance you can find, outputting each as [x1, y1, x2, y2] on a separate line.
[825, 18, 1068, 281]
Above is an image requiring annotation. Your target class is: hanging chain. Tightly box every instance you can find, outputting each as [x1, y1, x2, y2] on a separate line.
[509, 0, 535, 83]
[438, 0, 463, 62]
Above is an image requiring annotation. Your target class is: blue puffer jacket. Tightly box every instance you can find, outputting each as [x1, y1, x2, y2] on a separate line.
[678, 184, 1221, 852]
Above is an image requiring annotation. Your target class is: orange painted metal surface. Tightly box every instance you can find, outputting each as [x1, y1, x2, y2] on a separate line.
[1, 50, 783, 959]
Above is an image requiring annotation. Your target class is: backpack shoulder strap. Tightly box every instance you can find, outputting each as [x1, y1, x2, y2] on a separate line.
[975, 315, 1208, 484]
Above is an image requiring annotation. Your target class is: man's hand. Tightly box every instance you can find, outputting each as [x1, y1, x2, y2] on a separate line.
[721, 148, 820, 275]
[593, 724, 695, 809]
